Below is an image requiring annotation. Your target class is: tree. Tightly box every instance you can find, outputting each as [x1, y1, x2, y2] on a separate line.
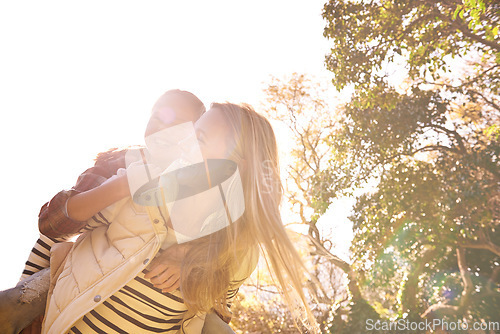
[262, 73, 370, 332]
[320, 0, 499, 331]
[230, 73, 358, 333]
[323, 0, 500, 109]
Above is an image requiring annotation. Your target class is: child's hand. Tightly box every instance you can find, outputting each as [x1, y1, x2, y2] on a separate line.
[144, 243, 190, 292]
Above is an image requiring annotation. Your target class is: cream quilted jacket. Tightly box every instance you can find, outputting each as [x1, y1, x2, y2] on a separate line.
[41, 180, 205, 333]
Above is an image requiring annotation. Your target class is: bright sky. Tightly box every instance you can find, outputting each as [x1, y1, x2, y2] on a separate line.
[0, 0, 352, 290]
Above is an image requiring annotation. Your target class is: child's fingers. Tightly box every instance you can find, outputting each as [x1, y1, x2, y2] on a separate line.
[144, 264, 166, 279]
[161, 281, 180, 293]
[156, 275, 180, 292]
[150, 267, 178, 285]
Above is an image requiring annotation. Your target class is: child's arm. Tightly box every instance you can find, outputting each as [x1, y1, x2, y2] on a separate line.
[65, 174, 129, 222]
[39, 173, 130, 238]
[19, 149, 131, 281]
[38, 148, 130, 239]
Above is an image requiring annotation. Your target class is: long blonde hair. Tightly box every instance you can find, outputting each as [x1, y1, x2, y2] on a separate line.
[179, 102, 316, 330]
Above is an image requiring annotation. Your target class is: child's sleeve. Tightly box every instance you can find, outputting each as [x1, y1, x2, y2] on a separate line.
[19, 234, 61, 281]
[38, 149, 129, 239]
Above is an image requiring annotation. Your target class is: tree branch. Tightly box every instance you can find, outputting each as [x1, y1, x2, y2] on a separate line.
[458, 241, 500, 257]
[421, 247, 473, 318]
[434, 10, 500, 52]
[458, 228, 500, 257]
[401, 246, 438, 314]
[430, 124, 467, 154]
[385, 144, 460, 163]
[421, 303, 459, 318]
[297, 131, 318, 173]
[486, 266, 500, 293]
[308, 235, 364, 302]
[245, 283, 281, 295]
[468, 89, 500, 113]
[456, 248, 473, 308]
[424, 64, 500, 90]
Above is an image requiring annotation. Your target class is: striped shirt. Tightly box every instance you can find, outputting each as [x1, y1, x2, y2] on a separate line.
[21, 234, 251, 334]
[20, 234, 58, 280]
[66, 257, 250, 334]
[68, 270, 188, 333]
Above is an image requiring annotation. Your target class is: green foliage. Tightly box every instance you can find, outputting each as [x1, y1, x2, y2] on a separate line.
[328, 299, 385, 334]
[321, 0, 500, 330]
[323, 0, 500, 108]
[324, 87, 500, 324]
[263, 73, 340, 225]
[230, 293, 307, 334]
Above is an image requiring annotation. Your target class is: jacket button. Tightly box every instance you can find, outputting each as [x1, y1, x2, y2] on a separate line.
[153, 219, 160, 224]
[94, 295, 101, 302]
[143, 258, 150, 265]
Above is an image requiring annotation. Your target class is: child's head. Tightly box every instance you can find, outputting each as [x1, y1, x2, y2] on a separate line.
[145, 89, 205, 137]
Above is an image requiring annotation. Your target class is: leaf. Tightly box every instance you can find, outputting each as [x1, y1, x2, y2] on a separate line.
[492, 26, 499, 37]
[453, 5, 463, 20]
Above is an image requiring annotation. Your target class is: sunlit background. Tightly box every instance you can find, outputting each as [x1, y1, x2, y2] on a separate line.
[0, 0, 353, 290]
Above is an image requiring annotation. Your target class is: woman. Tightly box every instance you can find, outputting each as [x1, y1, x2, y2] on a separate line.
[35, 103, 316, 333]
